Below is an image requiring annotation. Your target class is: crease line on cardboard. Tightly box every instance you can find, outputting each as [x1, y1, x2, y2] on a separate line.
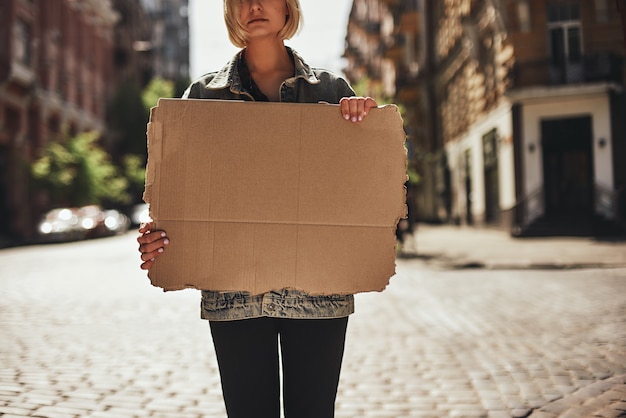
[294, 106, 304, 291]
[152, 219, 397, 228]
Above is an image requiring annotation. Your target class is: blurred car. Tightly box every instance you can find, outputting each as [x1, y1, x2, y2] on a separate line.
[102, 209, 131, 235]
[38, 205, 131, 243]
[129, 203, 152, 226]
[38, 208, 85, 242]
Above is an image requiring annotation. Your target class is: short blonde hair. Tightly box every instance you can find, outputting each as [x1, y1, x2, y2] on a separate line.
[223, 0, 303, 48]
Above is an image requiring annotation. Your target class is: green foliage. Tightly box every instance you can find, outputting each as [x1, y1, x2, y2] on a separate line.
[350, 76, 392, 105]
[31, 131, 129, 207]
[105, 77, 180, 205]
[122, 154, 147, 202]
[108, 79, 149, 157]
[407, 166, 421, 185]
[107, 77, 178, 160]
[122, 154, 146, 190]
[142, 77, 175, 111]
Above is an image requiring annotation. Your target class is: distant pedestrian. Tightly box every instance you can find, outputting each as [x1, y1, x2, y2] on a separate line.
[137, 0, 377, 417]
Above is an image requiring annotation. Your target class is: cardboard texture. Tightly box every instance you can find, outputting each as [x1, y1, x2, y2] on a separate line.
[144, 98, 407, 295]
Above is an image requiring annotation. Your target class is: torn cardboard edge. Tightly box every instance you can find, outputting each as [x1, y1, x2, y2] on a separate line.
[144, 98, 407, 295]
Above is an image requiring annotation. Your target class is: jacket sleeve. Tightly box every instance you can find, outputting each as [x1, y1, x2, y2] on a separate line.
[334, 76, 357, 101]
[181, 73, 218, 99]
[181, 81, 203, 99]
[313, 71, 356, 104]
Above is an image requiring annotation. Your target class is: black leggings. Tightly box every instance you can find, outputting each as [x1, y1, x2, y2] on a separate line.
[209, 317, 349, 418]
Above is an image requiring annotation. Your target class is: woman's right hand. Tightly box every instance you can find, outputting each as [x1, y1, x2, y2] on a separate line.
[137, 222, 169, 270]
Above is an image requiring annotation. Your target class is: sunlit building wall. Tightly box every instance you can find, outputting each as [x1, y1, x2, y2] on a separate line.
[0, 0, 118, 240]
[346, 0, 625, 235]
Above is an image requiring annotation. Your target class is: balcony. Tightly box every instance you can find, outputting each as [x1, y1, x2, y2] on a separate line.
[8, 61, 35, 86]
[511, 52, 624, 88]
[364, 22, 381, 35]
[382, 33, 406, 61]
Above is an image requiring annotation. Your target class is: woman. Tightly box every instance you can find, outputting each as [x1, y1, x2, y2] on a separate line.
[138, 0, 377, 416]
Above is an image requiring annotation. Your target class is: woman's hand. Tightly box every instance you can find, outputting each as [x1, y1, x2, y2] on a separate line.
[339, 96, 378, 123]
[137, 222, 169, 270]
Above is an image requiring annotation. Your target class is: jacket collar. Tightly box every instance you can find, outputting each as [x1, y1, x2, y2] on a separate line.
[205, 46, 320, 92]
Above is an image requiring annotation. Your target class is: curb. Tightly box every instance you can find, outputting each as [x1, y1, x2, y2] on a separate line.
[396, 251, 626, 271]
[527, 374, 626, 418]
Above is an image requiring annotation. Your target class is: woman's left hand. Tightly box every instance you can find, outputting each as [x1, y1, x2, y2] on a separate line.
[339, 96, 378, 123]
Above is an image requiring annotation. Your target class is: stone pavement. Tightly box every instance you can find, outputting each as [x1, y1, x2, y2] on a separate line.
[0, 227, 624, 418]
[399, 224, 626, 270]
[344, 265, 626, 418]
[387, 224, 626, 418]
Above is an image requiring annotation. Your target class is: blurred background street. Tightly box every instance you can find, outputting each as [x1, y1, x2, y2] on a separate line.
[1, 228, 625, 418]
[2, 0, 626, 246]
[2, 0, 626, 417]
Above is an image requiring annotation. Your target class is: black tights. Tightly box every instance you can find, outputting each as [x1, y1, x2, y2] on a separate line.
[209, 317, 349, 418]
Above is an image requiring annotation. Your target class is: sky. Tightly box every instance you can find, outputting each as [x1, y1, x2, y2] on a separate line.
[187, 0, 354, 80]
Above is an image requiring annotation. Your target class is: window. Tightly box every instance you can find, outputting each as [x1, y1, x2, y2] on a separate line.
[547, 1, 582, 82]
[595, 0, 609, 23]
[517, 0, 531, 32]
[14, 19, 32, 66]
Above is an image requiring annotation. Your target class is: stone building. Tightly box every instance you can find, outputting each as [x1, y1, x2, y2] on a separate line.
[0, 0, 118, 241]
[110, 0, 190, 88]
[110, 0, 154, 87]
[0, 0, 190, 242]
[345, 0, 625, 235]
[104, 0, 189, 163]
[504, 0, 625, 235]
[343, 0, 396, 99]
[140, 0, 190, 86]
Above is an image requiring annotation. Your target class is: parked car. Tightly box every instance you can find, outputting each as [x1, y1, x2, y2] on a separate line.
[102, 209, 132, 236]
[38, 205, 130, 243]
[129, 203, 152, 226]
[38, 208, 85, 242]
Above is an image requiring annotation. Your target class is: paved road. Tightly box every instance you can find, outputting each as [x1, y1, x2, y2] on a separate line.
[0, 231, 625, 418]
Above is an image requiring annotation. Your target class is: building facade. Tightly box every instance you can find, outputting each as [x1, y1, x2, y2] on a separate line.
[0, 0, 118, 241]
[345, 0, 625, 235]
[140, 0, 190, 85]
[0, 0, 190, 242]
[111, 0, 154, 87]
[112, 0, 190, 88]
[504, 0, 625, 235]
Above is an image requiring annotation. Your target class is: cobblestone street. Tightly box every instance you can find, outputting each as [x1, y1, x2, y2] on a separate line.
[343, 263, 625, 418]
[1, 229, 625, 417]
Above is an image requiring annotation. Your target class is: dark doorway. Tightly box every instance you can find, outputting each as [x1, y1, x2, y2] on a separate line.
[541, 116, 593, 223]
[464, 149, 473, 224]
[0, 145, 11, 239]
[483, 130, 500, 224]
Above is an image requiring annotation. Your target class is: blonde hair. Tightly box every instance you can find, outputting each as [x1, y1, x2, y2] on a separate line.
[223, 0, 303, 48]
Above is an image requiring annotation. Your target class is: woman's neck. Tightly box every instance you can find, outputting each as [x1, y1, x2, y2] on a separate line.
[243, 40, 292, 74]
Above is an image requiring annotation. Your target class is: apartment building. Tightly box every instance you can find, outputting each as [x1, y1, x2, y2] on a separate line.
[504, 0, 625, 235]
[0, 0, 190, 242]
[345, 0, 625, 235]
[140, 0, 190, 85]
[0, 0, 118, 240]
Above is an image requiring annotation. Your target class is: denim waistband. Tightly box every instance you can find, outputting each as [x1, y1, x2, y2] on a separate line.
[200, 289, 354, 321]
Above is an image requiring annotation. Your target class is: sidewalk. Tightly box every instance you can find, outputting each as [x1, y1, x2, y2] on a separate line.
[400, 223, 626, 270]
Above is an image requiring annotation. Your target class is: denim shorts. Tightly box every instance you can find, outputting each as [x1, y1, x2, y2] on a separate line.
[201, 288, 354, 321]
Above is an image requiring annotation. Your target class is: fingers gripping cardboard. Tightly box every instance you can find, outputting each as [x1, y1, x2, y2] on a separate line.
[144, 99, 407, 295]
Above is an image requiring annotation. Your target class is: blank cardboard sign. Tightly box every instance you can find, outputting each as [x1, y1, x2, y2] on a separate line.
[144, 99, 406, 295]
